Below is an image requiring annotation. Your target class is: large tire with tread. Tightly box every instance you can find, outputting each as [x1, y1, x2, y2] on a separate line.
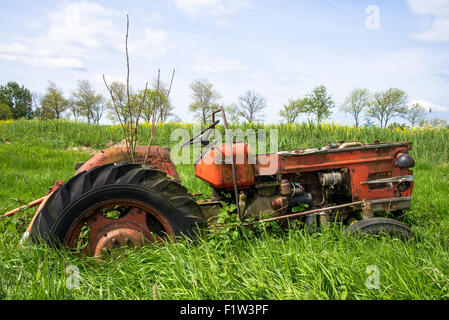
[30, 163, 206, 247]
[345, 217, 413, 240]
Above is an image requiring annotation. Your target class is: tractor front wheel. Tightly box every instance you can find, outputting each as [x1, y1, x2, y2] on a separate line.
[30, 163, 206, 256]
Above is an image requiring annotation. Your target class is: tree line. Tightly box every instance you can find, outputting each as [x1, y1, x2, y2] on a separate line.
[0, 80, 174, 125]
[279, 86, 431, 128]
[188, 80, 443, 128]
[0, 79, 446, 128]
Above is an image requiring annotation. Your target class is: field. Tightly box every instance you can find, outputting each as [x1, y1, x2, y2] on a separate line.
[0, 120, 448, 300]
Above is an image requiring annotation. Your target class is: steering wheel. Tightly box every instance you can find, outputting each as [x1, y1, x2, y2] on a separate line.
[180, 120, 220, 148]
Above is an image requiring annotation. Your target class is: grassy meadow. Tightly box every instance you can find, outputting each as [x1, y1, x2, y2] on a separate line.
[0, 119, 448, 299]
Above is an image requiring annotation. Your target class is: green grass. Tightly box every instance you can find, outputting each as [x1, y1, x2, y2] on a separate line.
[0, 120, 448, 300]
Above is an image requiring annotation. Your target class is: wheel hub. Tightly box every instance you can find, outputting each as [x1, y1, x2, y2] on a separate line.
[92, 226, 147, 256]
[64, 200, 172, 257]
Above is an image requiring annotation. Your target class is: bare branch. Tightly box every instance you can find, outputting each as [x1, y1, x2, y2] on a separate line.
[166, 69, 175, 99]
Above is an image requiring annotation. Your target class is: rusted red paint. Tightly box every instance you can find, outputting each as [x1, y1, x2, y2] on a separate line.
[194, 142, 255, 190]
[255, 154, 280, 176]
[196, 141, 413, 203]
[75, 145, 180, 181]
[51, 180, 65, 192]
[3, 197, 45, 218]
[280, 143, 413, 201]
[256, 143, 413, 202]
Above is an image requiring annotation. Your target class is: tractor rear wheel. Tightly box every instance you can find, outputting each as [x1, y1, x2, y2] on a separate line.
[345, 217, 413, 240]
[30, 163, 206, 256]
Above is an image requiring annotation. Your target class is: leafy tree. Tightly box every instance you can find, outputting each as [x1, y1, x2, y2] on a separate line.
[71, 80, 105, 123]
[224, 105, 241, 124]
[68, 97, 82, 121]
[405, 103, 427, 127]
[138, 82, 173, 124]
[138, 89, 163, 122]
[279, 98, 308, 124]
[189, 79, 221, 124]
[106, 81, 137, 124]
[304, 85, 335, 124]
[31, 92, 43, 119]
[0, 103, 11, 120]
[233, 90, 266, 123]
[41, 81, 69, 120]
[153, 80, 174, 123]
[366, 88, 408, 128]
[0, 81, 33, 119]
[340, 88, 371, 127]
[157, 90, 174, 123]
[91, 98, 106, 124]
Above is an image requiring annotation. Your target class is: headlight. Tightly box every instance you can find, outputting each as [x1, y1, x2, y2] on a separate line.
[396, 153, 415, 169]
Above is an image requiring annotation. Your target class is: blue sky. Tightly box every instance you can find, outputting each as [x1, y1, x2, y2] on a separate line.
[0, 0, 448, 124]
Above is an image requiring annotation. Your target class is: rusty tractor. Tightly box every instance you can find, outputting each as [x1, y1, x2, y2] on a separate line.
[5, 109, 415, 256]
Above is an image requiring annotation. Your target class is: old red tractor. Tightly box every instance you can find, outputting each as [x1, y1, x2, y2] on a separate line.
[7, 109, 415, 256]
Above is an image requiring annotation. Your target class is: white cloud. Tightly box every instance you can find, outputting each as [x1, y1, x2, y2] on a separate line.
[411, 100, 449, 112]
[0, 43, 28, 54]
[0, 1, 172, 69]
[407, 0, 449, 16]
[194, 51, 248, 73]
[171, 0, 251, 17]
[0, 54, 83, 69]
[407, 0, 449, 42]
[412, 19, 449, 42]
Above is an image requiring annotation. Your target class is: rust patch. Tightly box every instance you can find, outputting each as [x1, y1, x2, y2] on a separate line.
[75, 145, 180, 181]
